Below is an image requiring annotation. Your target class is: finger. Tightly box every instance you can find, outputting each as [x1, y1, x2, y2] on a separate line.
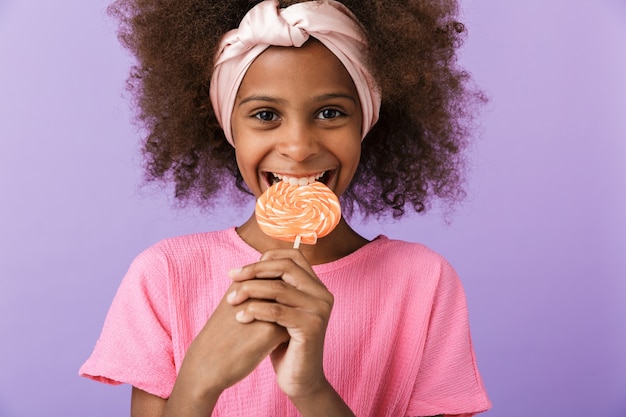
[260, 249, 316, 277]
[235, 300, 330, 337]
[227, 278, 326, 308]
[228, 260, 289, 281]
[230, 258, 327, 296]
[228, 248, 315, 283]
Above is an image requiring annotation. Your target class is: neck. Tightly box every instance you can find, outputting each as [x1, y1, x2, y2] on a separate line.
[236, 214, 368, 265]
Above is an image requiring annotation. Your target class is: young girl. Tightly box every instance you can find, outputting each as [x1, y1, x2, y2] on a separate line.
[80, 1, 491, 416]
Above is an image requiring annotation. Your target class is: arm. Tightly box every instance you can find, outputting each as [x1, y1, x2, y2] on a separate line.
[285, 379, 355, 417]
[228, 248, 355, 417]
[131, 388, 166, 417]
[130, 281, 289, 417]
[130, 248, 350, 416]
[130, 385, 358, 417]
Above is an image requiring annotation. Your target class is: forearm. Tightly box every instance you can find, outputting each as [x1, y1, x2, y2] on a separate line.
[161, 376, 221, 417]
[290, 379, 355, 417]
[130, 385, 220, 417]
[159, 355, 227, 417]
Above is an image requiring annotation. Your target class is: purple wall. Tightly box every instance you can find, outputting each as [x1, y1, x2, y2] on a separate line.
[1, 1, 625, 416]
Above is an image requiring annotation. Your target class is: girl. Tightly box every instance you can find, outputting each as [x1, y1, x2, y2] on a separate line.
[80, 1, 491, 416]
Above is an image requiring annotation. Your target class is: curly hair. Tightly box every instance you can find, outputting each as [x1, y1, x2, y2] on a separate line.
[107, 0, 485, 218]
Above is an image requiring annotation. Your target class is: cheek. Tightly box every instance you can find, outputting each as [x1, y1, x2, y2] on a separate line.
[234, 136, 268, 182]
[230, 114, 243, 148]
[234, 148, 256, 173]
[341, 137, 362, 168]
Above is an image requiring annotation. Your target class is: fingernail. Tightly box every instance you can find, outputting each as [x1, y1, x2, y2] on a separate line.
[235, 310, 246, 322]
[228, 267, 242, 278]
[227, 290, 236, 303]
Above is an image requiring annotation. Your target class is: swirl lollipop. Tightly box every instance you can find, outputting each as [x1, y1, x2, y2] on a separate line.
[255, 180, 341, 248]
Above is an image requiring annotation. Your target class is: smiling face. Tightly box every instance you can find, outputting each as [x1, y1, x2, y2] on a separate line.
[231, 39, 363, 199]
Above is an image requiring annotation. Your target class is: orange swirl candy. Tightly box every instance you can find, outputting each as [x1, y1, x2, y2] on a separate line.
[255, 180, 341, 247]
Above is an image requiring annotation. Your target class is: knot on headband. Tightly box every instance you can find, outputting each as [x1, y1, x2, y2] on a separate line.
[235, 1, 309, 49]
[210, 0, 381, 146]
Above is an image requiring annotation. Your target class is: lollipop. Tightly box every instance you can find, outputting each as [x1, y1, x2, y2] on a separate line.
[255, 180, 341, 248]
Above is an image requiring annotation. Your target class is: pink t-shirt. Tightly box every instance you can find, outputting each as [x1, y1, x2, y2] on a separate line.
[80, 228, 491, 416]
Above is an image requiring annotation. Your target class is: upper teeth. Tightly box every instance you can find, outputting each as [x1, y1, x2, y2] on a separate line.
[273, 172, 325, 186]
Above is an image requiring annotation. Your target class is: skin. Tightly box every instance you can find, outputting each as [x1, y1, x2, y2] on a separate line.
[132, 40, 363, 416]
[130, 40, 449, 417]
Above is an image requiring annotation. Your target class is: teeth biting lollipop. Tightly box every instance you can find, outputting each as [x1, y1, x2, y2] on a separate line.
[255, 180, 341, 249]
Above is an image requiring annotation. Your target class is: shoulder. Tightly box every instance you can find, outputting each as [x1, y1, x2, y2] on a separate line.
[150, 227, 234, 254]
[342, 236, 461, 303]
[134, 228, 238, 263]
[368, 236, 465, 302]
[369, 236, 454, 274]
[124, 228, 238, 279]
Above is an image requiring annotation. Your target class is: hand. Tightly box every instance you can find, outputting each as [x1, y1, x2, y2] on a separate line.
[227, 249, 334, 400]
[171, 282, 289, 408]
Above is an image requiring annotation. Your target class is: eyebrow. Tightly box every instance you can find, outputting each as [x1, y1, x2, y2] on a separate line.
[237, 92, 357, 107]
[316, 93, 358, 104]
[238, 95, 286, 106]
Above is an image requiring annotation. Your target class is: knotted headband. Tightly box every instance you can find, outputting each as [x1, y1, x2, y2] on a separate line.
[209, 0, 381, 146]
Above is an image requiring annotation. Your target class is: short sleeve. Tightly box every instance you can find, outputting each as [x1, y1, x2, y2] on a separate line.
[79, 246, 176, 399]
[405, 260, 491, 417]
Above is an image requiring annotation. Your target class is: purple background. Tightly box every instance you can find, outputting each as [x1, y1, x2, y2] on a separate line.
[1, 0, 625, 416]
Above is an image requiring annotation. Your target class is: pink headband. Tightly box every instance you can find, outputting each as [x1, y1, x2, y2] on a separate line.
[209, 0, 381, 146]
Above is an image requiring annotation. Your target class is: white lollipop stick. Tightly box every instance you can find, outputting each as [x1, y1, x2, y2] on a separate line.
[293, 235, 302, 249]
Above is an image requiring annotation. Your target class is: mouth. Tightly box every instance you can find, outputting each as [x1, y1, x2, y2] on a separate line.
[264, 171, 333, 187]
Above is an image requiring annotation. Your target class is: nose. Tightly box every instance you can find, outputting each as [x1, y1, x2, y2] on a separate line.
[276, 119, 319, 162]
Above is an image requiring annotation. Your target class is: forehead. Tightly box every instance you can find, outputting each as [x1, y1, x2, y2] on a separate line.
[238, 39, 358, 97]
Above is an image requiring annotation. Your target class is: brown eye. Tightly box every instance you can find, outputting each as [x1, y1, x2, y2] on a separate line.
[254, 110, 277, 121]
[317, 108, 342, 120]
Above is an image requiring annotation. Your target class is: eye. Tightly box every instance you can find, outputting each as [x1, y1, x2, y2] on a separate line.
[317, 108, 344, 120]
[254, 110, 278, 122]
